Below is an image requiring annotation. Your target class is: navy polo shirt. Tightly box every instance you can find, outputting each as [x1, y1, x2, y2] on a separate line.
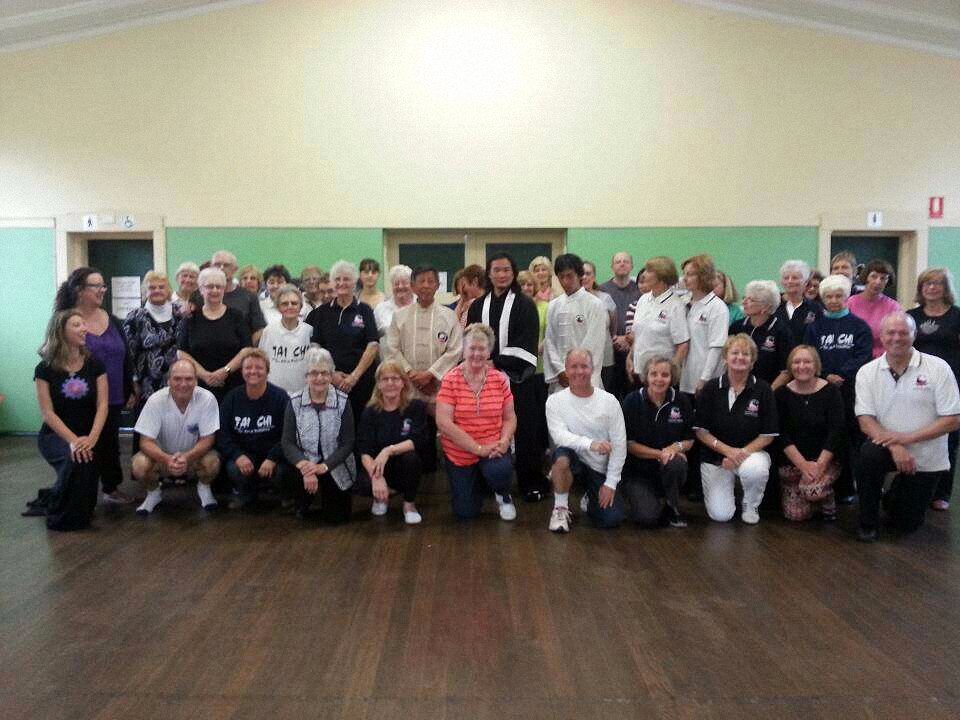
[306, 299, 379, 377]
[693, 374, 779, 465]
[622, 387, 694, 477]
[729, 314, 795, 386]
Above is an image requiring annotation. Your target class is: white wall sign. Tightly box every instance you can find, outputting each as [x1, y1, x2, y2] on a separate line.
[867, 210, 883, 228]
[81, 214, 98, 231]
[111, 276, 141, 298]
[112, 297, 141, 319]
[438, 271, 448, 292]
[118, 214, 136, 229]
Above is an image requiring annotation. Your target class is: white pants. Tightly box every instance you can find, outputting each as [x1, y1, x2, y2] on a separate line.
[700, 452, 771, 522]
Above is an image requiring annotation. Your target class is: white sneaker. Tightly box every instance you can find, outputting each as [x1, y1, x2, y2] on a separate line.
[136, 488, 162, 516]
[549, 506, 572, 533]
[404, 509, 422, 525]
[371, 501, 389, 516]
[495, 493, 517, 521]
[741, 504, 760, 525]
[580, 494, 589, 513]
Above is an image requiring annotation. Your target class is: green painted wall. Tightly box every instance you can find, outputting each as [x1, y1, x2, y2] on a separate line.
[0, 228, 56, 433]
[165, 228, 385, 285]
[929, 228, 960, 276]
[567, 227, 818, 293]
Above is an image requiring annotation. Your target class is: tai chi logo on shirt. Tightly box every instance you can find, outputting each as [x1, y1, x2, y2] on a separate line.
[762, 336, 776, 350]
[669, 407, 683, 423]
[919, 320, 938, 335]
[745, 399, 760, 417]
[401, 418, 412, 436]
[186, 423, 200, 435]
[915, 375, 929, 389]
[351, 315, 365, 328]
[437, 331, 448, 344]
[575, 314, 585, 324]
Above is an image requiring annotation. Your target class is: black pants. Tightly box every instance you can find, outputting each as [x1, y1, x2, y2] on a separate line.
[511, 377, 548, 495]
[97, 404, 124, 494]
[226, 455, 283, 504]
[620, 456, 686, 526]
[610, 349, 632, 401]
[681, 392, 703, 499]
[355, 450, 422, 502]
[835, 382, 862, 499]
[933, 429, 959, 502]
[347, 372, 376, 432]
[280, 462, 352, 523]
[38, 433, 100, 531]
[858, 441, 939, 532]
[418, 416, 438, 474]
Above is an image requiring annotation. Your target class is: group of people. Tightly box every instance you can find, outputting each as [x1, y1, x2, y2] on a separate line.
[27, 246, 960, 544]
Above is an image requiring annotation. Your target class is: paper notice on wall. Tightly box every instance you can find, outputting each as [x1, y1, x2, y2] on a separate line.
[112, 296, 141, 318]
[112, 276, 141, 298]
[438, 271, 448, 292]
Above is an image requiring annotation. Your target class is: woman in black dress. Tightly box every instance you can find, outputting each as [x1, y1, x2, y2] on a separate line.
[32, 310, 108, 530]
[775, 345, 846, 521]
[177, 267, 251, 402]
[908, 267, 960, 511]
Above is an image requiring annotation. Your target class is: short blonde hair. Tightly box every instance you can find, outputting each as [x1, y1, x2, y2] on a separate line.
[786, 344, 821, 378]
[242, 348, 271, 373]
[642, 355, 680, 386]
[368, 361, 412, 412]
[723, 333, 758, 364]
[463, 323, 495, 351]
[644, 256, 679, 287]
[140, 270, 171, 300]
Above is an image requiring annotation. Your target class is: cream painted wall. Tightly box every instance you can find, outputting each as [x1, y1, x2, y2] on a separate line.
[0, 0, 958, 227]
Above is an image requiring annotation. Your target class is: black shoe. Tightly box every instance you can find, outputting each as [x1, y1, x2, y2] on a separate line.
[837, 494, 856, 506]
[857, 526, 879, 543]
[523, 489, 545, 503]
[21, 505, 46, 517]
[668, 510, 688, 528]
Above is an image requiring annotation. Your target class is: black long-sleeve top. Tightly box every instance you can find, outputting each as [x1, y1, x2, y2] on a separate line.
[466, 289, 540, 382]
[774, 383, 847, 462]
[217, 382, 290, 463]
[357, 399, 430, 458]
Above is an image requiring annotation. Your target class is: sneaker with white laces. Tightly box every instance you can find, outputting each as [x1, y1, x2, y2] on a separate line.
[495, 493, 517, 521]
[549, 506, 572, 533]
[404, 509, 422, 525]
[580, 494, 589, 513]
[371, 501, 389, 516]
[741, 504, 760, 525]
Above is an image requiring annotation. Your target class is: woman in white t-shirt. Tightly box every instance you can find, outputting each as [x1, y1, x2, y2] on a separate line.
[258, 284, 313, 395]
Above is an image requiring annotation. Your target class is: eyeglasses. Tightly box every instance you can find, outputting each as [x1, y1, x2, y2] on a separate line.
[923, 280, 945, 287]
[85, 283, 107, 290]
[306, 369, 332, 377]
[202, 284, 225, 290]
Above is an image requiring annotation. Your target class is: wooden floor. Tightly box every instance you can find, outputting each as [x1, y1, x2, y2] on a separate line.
[1, 436, 959, 719]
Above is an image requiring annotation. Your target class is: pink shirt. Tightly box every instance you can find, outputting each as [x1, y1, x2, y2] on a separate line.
[847, 292, 902, 358]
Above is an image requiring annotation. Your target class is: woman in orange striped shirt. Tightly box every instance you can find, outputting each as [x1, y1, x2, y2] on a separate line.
[436, 324, 518, 521]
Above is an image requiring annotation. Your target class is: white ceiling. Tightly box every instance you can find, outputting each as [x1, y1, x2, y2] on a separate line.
[0, 0, 958, 57]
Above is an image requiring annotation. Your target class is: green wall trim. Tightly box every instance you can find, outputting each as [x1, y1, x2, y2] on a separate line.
[165, 227, 385, 286]
[929, 227, 960, 277]
[0, 228, 56, 433]
[567, 226, 818, 293]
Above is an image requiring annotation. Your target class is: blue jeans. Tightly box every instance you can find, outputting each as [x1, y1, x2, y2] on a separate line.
[552, 447, 625, 529]
[445, 456, 514, 519]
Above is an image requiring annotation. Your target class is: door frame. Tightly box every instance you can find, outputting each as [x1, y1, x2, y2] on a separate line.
[56, 211, 165, 283]
[385, 228, 566, 271]
[818, 211, 926, 302]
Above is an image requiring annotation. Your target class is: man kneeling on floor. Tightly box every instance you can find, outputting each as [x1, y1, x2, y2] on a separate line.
[545, 348, 626, 533]
[133, 359, 220, 515]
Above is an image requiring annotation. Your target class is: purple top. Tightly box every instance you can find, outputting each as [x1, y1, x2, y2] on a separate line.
[85, 319, 126, 405]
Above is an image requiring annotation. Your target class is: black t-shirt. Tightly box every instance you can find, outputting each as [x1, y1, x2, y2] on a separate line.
[774, 382, 846, 462]
[908, 306, 960, 381]
[729, 315, 795, 386]
[693, 374, 779, 465]
[34, 356, 105, 437]
[357, 399, 430, 457]
[622, 388, 694, 477]
[307, 300, 379, 378]
[178, 307, 251, 395]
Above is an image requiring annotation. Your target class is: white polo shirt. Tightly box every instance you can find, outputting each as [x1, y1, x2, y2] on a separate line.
[680, 292, 728, 394]
[629, 289, 689, 378]
[855, 348, 960, 472]
[258, 319, 314, 395]
[134, 386, 220, 455]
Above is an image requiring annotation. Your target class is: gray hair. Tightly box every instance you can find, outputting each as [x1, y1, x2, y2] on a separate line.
[463, 323, 495, 351]
[565, 347, 594, 368]
[388, 264, 413, 285]
[330, 260, 358, 284]
[818, 274, 852, 300]
[276, 283, 303, 306]
[880, 311, 917, 339]
[175, 261, 199, 278]
[211, 249, 237, 266]
[140, 270, 171, 299]
[197, 267, 226, 288]
[743, 280, 781, 313]
[304, 346, 335, 373]
[780, 259, 811, 282]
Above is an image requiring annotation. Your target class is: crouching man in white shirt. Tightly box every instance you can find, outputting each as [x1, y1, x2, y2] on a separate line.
[855, 312, 960, 542]
[545, 348, 626, 533]
[132, 359, 221, 515]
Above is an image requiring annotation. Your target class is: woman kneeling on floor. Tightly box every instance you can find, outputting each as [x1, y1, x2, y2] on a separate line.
[282, 347, 356, 522]
[693, 333, 779, 524]
[357, 361, 427, 524]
